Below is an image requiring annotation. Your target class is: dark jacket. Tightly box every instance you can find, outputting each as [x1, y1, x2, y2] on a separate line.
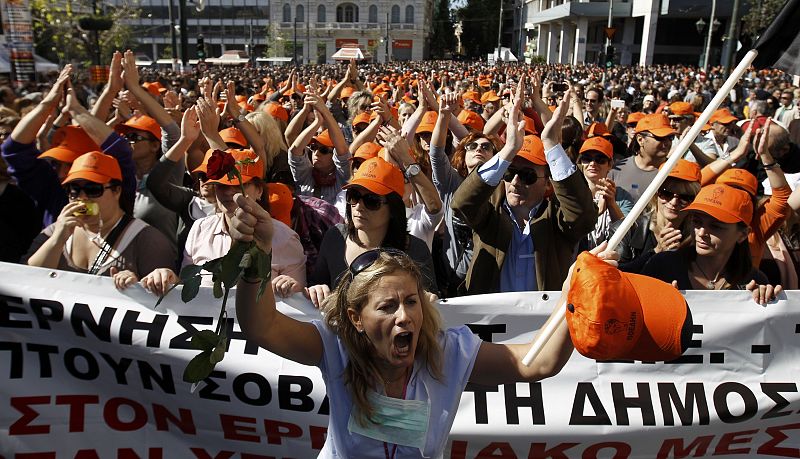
[451, 168, 597, 294]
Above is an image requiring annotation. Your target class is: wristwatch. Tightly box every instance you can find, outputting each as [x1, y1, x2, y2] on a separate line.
[232, 114, 247, 124]
[404, 163, 421, 179]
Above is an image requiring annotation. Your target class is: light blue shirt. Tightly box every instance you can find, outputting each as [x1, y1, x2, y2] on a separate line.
[477, 144, 576, 292]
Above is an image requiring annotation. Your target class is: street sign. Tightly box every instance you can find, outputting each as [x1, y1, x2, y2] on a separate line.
[604, 27, 617, 40]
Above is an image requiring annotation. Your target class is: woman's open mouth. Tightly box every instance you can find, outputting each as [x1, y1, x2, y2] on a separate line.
[393, 331, 413, 356]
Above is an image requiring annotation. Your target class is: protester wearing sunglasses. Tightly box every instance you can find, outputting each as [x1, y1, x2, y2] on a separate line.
[617, 159, 701, 273]
[25, 152, 176, 286]
[665, 101, 717, 166]
[452, 82, 596, 295]
[306, 156, 437, 308]
[228, 195, 597, 457]
[577, 136, 634, 250]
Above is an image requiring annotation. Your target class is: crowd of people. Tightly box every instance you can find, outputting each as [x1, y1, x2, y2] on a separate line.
[0, 53, 797, 456]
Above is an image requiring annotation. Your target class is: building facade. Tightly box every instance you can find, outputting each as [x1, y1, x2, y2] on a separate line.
[518, 0, 744, 67]
[112, 0, 433, 64]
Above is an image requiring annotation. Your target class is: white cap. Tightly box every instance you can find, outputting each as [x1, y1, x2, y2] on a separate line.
[643, 94, 655, 102]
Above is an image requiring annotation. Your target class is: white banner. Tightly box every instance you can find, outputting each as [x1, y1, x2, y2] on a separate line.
[1, 261, 799, 458]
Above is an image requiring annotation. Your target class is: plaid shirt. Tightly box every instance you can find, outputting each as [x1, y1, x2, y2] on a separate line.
[293, 195, 344, 278]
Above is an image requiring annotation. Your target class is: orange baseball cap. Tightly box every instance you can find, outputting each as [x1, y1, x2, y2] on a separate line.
[635, 114, 676, 137]
[116, 114, 162, 141]
[192, 149, 213, 175]
[457, 109, 485, 132]
[709, 108, 738, 125]
[204, 149, 265, 186]
[343, 156, 404, 196]
[142, 81, 166, 97]
[523, 115, 538, 135]
[626, 112, 645, 125]
[312, 130, 334, 148]
[684, 184, 753, 225]
[340, 86, 355, 99]
[715, 168, 757, 197]
[517, 135, 546, 166]
[480, 91, 501, 103]
[263, 102, 289, 123]
[39, 126, 100, 163]
[267, 182, 294, 227]
[668, 102, 694, 117]
[352, 112, 372, 127]
[402, 94, 417, 105]
[462, 91, 482, 105]
[579, 136, 613, 159]
[586, 122, 609, 138]
[354, 142, 381, 161]
[416, 111, 438, 134]
[660, 159, 701, 183]
[219, 127, 248, 147]
[62, 151, 123, 185]
[566, 251, 691, 362]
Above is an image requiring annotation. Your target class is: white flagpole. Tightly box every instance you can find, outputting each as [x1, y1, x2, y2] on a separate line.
[522, 49, 760, 367]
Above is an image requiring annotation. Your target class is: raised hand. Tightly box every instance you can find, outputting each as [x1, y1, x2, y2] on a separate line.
[42, 64, 72, 106]
[180, 105, 201, 142]
[229, 193, 274, 254]
[121, 50, 141, 90]
[195, 96, 221, 137]
[540, 89, 573, 151]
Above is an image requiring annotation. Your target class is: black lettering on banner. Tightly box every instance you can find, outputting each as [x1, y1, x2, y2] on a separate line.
[669, 324, 705, 364]
[9, 395, 51, 434]
[612, 382, 655, 426]
[64, 347, 100, 380]
[170, 316, 213, 350]
[714, 382, 758, 423]
[223, 317, 262, 355]
[570, 382, 612, 425]
[0, 341, 23, 378]
[465, 323, 506, 342]
[504, 382, 545, 425]
[657, 435, 714, 458]
[198, 371, 231, 402]
[100, 353, 134, 384]
[27, 343, 59, 378]
[70, 303, 115, 342]
[318, 395, 330, 415]
[760, 383, 797, 419]
[233, 372, 272, 406]
[278, 375, 315, 412]
[0, 294, 31, 328]
[464, 382, 499, 424]
[119, 310, 168, 347]
[137, 360, 176, 394]
[757, 422, 800, 456]
[657, 382, 710, 426]
[29, 298, 64, 329]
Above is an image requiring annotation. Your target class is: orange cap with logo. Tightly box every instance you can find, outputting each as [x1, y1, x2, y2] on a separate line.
[566, 251, 691, 361]
[343, 156, 404, 196]
[354, 142, 381, 161]
[219, 127, 248, 147]
[635, 114, 677, 137]
[684, 183, 754, 225]
[263, 102, 289, 123]
[517, 135, 546, 166]
[709, 108, 738, 125]
[480, 91, 501, 103]
[668, 102, 694, 117]
[62, 151, 123, 185]
[39, 126, 100, 163]
[457, 110, 485, 132]
[715, 168, 757, 197]
[267, 182, 294, 227]
[462, 91, 482, 105]
[352, 112, 372, 127]
[586, 122, 609, 138]
[204, 149, 265, 186]
[659, 159, 701, 183]
[312, 130, 334, 148]
[116, 114, 162, 141]
[626, 112, 645, 125]
[579, 137, 613, 159]
[523, 115, 538, 135]
[416, 111, 438, 134]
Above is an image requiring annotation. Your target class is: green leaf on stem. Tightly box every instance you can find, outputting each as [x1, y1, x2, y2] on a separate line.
[181, 275, 202, 302]
[191, 329, 220, 351]
[220, 241, 249, 289]
[202, 257, 223, 276]
[213, 279, 223, 299]
[179, 264, 202, 282]
[183, 350, 215, 383]
[210, 341, 226, 364]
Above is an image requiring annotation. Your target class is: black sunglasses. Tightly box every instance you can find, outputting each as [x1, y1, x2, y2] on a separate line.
[466, 141, 495, 152]
[346, 188, 387, 211]
[503, 166, 543, 185]
[125, 132, 156, 143]
[309, 145, 333, 155]
[657, 188, 695, 204]
[65, 182, 113, 199]
[641, 132, 675, 143]
[579, 154, 610, 165]
[349, 248, 407, 279]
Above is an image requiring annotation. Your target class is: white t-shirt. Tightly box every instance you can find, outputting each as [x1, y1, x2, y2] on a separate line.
[406, 202, 444, 252]
[312, 321, 481, 458]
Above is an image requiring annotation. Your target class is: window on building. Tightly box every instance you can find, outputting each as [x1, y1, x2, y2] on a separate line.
[405, 5, 414, 23]
[317, 4, 326, 22]
[282, 3, 291, 22]
[391, 5, 400, 23]
[336, 3, 359, 22]
[296, 4, 304, 22]
[369, 4, 378, 23]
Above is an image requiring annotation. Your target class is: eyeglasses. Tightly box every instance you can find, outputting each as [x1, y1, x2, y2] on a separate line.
[349, 248, 406, 279]
[502, 166, 543, 185]
[65, 182, 114, 199]
[465, 142, 495, 152]
[578, 154, 610, 165]
[641, 132, 675, 143]
[308, 145, 333, 155]
[125, 132, 156, 143]
[584, 98, 600, 104]
[346, 188, 387, 211]
[657, 188, 695, 205]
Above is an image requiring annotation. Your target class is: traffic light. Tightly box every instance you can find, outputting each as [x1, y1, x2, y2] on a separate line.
[605, 45, 615, 68]
[196, 35, 206, 60]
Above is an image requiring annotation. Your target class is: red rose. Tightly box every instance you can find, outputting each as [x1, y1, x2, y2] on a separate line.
[206, 150, 236, 180]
